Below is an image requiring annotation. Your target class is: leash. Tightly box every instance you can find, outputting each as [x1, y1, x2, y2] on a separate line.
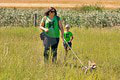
[63, 39, 85, 68]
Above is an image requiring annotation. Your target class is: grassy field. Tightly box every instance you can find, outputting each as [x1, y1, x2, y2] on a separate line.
[0, 27, 120, 80]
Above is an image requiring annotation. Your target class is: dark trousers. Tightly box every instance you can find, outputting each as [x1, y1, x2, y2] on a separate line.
[63, 42, 72, 50]
[43, 36, 59, 63]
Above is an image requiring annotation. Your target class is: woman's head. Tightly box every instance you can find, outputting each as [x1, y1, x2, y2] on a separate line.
[44, 7, 57, 16]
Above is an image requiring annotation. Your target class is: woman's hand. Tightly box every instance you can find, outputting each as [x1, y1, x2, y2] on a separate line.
[44, 28, 49, 32]
[39, 21, 49, 32]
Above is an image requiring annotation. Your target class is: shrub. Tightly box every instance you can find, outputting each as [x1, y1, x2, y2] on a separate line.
[0, 7, 120, 28]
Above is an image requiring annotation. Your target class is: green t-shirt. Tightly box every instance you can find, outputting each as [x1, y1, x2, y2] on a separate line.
[64, 31, 73, 42]
[41, 16, 60, 38]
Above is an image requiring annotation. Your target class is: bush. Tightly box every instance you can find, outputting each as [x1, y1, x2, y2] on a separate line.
[0, 7, 120, 28]
[80, 5, 103, 12]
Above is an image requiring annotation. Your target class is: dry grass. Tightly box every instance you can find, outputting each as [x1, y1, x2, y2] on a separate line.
[0, 0, 120, 9]
[0, 0, 120, 4]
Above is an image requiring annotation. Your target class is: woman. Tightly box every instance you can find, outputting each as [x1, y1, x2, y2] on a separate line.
[40, 7, 64, 63]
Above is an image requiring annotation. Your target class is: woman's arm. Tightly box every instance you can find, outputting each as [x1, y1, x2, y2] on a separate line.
[59, 20, 64, 40]
[39, 17, 49, 32]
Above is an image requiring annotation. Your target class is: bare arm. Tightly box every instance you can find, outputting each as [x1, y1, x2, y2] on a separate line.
[59, 20, 64, 40]
[39, 21, 48, 32]
[70, 36, 74, 42]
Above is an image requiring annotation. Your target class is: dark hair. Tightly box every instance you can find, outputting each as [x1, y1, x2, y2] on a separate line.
[44, 7, 57, 16]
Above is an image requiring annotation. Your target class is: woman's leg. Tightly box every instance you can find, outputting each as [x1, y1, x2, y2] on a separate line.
[51, 38, 59, 63]
[44, 47, 50, 62]
[43, 36, 50, 63]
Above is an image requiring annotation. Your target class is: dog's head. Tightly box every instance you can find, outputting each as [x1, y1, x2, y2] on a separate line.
[88, 61, 96, 69]
[82, 61, 97, 74]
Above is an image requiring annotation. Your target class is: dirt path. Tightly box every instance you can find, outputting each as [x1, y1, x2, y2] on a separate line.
[0, 3, 120, 9]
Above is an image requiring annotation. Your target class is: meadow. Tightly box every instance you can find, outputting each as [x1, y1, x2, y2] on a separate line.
[0, 27, 120, 80]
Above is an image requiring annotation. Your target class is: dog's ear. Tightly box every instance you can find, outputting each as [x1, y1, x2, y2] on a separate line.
[88, 61, 91, 66]
[91, 61, 96, 65]
[88, 61, 96, 66]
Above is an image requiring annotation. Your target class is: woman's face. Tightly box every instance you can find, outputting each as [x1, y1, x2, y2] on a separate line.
[49, 10, 55, 17]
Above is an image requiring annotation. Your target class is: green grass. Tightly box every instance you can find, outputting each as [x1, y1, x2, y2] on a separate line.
[0, 27, 120, 80]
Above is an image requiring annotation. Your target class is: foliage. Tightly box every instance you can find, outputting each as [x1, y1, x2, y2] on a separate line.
[0, 7, 120, 28]
[79, 5, 103, 12]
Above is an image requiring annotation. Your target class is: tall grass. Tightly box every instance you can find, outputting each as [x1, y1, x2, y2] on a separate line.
[0, 27, 120, 80]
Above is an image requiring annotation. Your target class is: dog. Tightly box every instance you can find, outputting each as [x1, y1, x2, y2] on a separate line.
[82, 61, 96, 74]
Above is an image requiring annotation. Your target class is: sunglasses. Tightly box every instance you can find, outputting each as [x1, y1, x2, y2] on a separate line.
[50, 11, 55, 13]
